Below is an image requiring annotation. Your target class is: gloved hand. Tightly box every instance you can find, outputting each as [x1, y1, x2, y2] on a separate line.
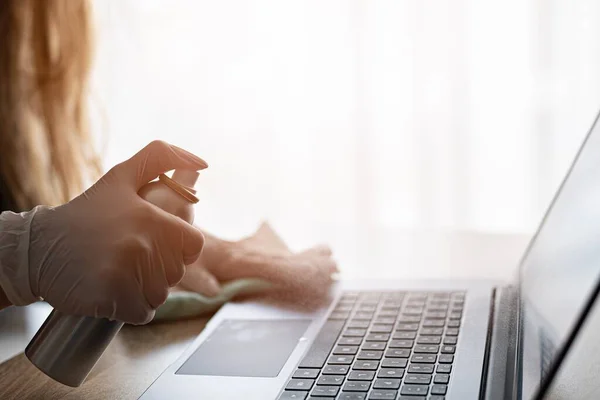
[0, 141, 207, 324]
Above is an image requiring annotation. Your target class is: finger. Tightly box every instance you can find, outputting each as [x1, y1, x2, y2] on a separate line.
[156, 208, 205, 264]
[139, 246, 170, 309]
[238, 222, 291, 255]
[116, 140, 208, 190]
[254, 222, 290, 252]
[298, 245, 333, 257]
[179, 266, 221, 297]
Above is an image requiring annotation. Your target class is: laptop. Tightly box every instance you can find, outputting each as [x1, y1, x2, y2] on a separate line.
[140, 110, 600, 400]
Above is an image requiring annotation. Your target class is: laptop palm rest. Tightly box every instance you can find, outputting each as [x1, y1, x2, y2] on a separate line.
[176, 319, 311, 377]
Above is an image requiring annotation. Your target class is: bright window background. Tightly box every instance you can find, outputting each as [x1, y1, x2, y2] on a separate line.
[90, 1, 600, 250]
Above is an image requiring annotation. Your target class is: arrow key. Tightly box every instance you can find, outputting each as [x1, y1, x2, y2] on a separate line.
[373, 378, 401, 389]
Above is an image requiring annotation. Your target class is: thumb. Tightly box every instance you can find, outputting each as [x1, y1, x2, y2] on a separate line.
[116, 140, 208, 190]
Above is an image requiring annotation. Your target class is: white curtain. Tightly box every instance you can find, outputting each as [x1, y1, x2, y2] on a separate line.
[90, 0, 600, 247]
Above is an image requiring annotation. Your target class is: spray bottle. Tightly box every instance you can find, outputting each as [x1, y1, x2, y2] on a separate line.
[24, 170, 200, 387]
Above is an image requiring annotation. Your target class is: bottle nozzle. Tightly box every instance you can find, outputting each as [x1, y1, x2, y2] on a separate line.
[172, 170, 200, 188]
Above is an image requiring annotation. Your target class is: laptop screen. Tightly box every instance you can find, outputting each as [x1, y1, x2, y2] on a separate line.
[519, 111, 600, 399]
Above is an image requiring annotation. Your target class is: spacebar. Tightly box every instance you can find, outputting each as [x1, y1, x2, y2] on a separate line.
[298, 320, 345, 368]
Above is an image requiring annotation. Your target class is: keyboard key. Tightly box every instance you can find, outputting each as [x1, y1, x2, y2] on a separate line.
[420, 328, 444, 336]
[404, 373, 432, 384]
[396, 323, 419, 331]
[362, 342, 386, 350]
[348, 371, 375, 381]
[403, 307, 424, 315]
[376, 310, 398, 317]
[366, 333, 390, 342]
[417, 336, 441, 345]
[429, 396, 446, 400]
[434, 374, 450, 384]
[358, 305, 377, 312]
[286, 379, 315, 391]
[407, 293, 428, 301]
[445, 328, 459, 336]
[393, 331, 416, 340]
[323, 365, 349, 375]
[317, 375, 345, 385]
[343, 381, 371, 392]
[354, 312, 374, 320]
[441, 345, 456, 354]
[408, 364, 434, 374]
[443, 336, 457, 345]
[411, 354, 436, 363]
[423, 319, 445, 327]
[447, 320, 460, 328]
[424, 311, 447, 319]
[368, 389, 398, 399]
[428, 299, 449, 306]
[370, 324, 393, 333]
[339, 337, 363, 346]
[374, 317, 396, 324]
[347, 321, 370, 329]
[398, 316, 421, 323]
[429, 300, 450, 307]
[338, 393, 366, 400]
[357, 351, 383, 360]
[414, 345, 439, 353]
[377, 368, 405, 378]
[334, 346, 359, 355]
[311, 386, 339, 397]
[353, 360, 379, 370]
[400, 384, 429, 395]
[438, 354, 454, 364]
[359, 297, 379, 304]
[328, 355, 354, 365]
[449, 311, 462, 319]
[385, 349, 410, 358]
[436, 364, 452, 373]
[279, 391, 308, 399]
[373, 378, 401, 389]
[335, 306, 354, 312]
[298, 320, 345, 368]
[381, 358, 408, 368]
[427, 306, 448, 312]
[389, 340, 413, 348]
[431, 384, 448, 395]
[293, 369, 319, 379]
[344, 329, 367, 337]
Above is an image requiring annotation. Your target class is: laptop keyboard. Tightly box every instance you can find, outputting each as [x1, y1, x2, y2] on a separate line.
[278, 291, 465, 400]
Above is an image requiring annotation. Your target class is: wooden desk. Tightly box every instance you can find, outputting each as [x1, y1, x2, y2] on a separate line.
[0, 314, 210, 400]
[0, 229, 530, 399]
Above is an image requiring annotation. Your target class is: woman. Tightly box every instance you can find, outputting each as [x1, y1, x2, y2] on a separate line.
[0, 0, 336, 316]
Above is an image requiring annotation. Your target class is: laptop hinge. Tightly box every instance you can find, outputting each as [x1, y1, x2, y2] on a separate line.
[481, 285, 519, 400]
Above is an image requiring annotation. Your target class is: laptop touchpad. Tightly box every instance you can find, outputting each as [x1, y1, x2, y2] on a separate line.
[176, 319, 311, 377]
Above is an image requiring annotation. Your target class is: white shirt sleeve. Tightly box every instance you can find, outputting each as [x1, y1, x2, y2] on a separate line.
[0, 206, 46, 306]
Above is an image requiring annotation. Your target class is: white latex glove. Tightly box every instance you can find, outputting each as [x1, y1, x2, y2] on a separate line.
[0, 141, 207, 324]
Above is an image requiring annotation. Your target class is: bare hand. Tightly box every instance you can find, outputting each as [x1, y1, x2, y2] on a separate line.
[177, 223, 338, 301]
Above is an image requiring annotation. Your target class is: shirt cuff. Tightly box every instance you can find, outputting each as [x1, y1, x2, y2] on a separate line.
[0, 206, 46, 306]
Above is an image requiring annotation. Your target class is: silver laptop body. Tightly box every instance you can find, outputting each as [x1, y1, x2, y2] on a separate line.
[141, 110, 600, 400]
